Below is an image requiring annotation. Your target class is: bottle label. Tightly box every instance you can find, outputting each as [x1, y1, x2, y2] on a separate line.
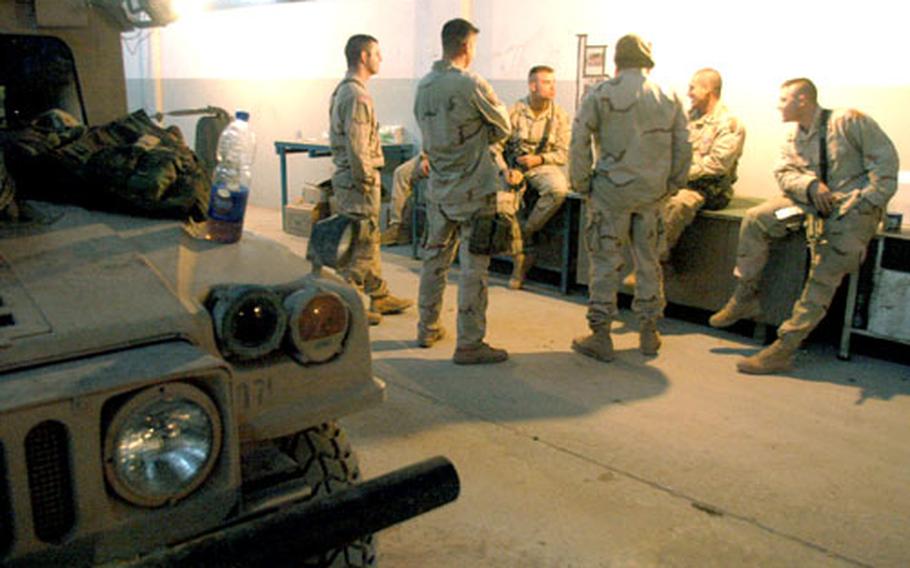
[208, 183, 250, 222]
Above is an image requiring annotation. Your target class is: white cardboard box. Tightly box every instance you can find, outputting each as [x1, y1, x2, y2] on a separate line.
[284, 200, 315, 237]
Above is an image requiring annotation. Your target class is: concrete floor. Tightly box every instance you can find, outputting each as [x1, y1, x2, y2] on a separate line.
[246, 206, 910, 567]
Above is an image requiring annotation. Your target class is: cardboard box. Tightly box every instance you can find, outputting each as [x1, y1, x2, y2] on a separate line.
[284, 200, 315, 237]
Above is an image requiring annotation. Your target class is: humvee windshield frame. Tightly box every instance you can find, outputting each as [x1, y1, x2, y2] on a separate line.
[0, 34, 87, 129]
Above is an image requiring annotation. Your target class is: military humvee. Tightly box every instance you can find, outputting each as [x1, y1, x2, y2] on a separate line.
[0, 2, 457, 566]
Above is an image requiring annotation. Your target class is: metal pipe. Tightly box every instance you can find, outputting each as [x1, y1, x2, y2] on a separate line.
[120, 456, 460, 567]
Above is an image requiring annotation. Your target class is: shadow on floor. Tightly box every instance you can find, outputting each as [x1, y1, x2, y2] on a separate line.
[708, 342, 910, 404]
[353, 350, 668, 442]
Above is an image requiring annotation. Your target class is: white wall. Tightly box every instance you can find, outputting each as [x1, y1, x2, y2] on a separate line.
[123, 0, 910, 213]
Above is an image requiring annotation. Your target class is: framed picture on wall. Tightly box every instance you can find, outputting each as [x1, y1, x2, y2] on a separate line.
[583, 45, 606, 77]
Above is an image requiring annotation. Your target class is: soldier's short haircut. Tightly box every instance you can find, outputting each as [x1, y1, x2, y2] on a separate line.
[694, 68, 722, 97]
[528, 65, 555, 81]
[782, 78, 818, 103]
[442, 18, 479, 58]
[345, 34, 378, 69]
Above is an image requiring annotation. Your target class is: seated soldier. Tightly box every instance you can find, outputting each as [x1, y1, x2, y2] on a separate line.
[624, 68, 744, 288]
[663, 68, 746, 260]
[710, 78, 898, 374]
[499, 65, 571, 289]
[381, 152, 428, 245]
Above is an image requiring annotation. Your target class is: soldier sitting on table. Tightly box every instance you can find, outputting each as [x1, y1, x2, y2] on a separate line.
[709, 77, 898, 374]
[380, 152, 429, 246]
[497, 65, 571, 290]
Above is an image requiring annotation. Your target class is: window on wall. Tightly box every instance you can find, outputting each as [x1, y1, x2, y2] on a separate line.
[0, 34, 86, 129]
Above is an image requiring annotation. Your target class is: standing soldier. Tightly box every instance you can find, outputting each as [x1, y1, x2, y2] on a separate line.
[329, 34, 413, 324]
[413, 18, 512, 365]
[710, 78, 899, 374]
[569, 34, 691, 362]
[500, 65, 572, 289]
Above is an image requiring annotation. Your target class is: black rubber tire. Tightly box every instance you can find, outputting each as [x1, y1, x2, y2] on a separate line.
[285, 422, 377, 567]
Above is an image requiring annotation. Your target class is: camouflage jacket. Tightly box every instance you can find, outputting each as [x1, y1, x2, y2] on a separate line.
[569, 69, 691, 207]
[414, 60, 511, 207]
[775, 106, 899, 209]
[687, 103, 745, 208]
[502, 97, 570, 167]
[329, 74, 384, 191]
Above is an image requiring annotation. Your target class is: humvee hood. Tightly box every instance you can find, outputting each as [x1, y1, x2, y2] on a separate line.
[0, 203, 315, 372]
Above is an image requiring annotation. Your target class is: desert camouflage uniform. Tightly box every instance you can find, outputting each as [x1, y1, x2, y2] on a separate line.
[414, 59, 511, 348]
[329, 73, 387, 298]
[735, 106, 898, 344]
[569, 69, 691, 329]
[504, 97, 571, 235]
[662, 103, 745, 256]
[388, 153, 425, 227]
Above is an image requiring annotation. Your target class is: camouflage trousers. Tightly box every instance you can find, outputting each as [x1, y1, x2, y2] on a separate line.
[660, 188, 706, 260]
[735, 195, 881, 343]
[388, 155, 421, 227]
[522, 165, 569, 236]
[418, 198, 496, 349]
[584, 199, 665, 330]
[333, 177, 388, 299]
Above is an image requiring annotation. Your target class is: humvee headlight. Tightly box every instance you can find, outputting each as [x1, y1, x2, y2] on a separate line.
[284, 289, 350, 364]
[306, 214, 357, 270]
[104, 383, 222, 507]
[210, 286, 287, 360]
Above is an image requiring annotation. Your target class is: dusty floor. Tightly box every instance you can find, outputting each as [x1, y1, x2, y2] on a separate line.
[247, 206, 910, 567]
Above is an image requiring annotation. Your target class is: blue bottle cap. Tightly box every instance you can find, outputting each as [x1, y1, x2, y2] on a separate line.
[235, 110, 250, 121]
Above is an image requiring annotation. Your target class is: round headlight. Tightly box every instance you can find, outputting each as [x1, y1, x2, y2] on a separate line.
[307, 214, 356, 269]
[284, 288, 350, 364]
[104, 383, 222, 507]
[210, 286, 287, 360]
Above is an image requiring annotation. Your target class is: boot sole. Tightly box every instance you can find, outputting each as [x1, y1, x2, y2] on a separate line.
[709, 307, 761, 329]
[418, 329, 446, 348]
[640, 343, 661, 356]
[736, 361, 792, 375]
[453, 354, 508, 365]
[571, 341, 615, 362]
[373, 301, 415, 315]
[708, 316, 741, 329]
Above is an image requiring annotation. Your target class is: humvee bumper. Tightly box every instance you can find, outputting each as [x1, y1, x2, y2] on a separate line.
[113, 456, 460, 567]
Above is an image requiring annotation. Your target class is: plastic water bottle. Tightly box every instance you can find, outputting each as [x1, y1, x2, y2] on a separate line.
[205, 110, 256, 243]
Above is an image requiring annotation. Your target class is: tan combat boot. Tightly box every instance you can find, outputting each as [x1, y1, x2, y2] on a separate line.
[571, 327, 615, 362]
[736, 336, 800, 375]
[709, 286, 760, 328]
[639, 321, 661, 355]
[508, 252, 535, 290]
[417, 326, 446, 348]
[453, 342, 509, 365]
[380, 224, 401, 246]
[370, 294, 414, 315]
[367, 311, 382, 326]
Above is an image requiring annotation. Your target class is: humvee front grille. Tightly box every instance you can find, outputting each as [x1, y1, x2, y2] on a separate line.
[25, 421, 75, 543]
[0, 441, 12, 556]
